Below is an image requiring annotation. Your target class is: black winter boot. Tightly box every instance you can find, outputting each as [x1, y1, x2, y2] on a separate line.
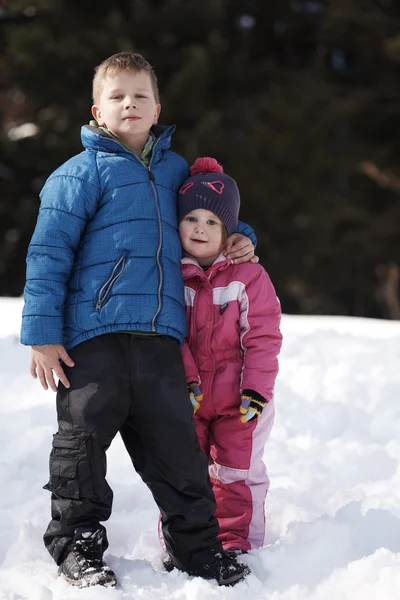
[163, 547, 250, 586]
[58, 529, 117, 587]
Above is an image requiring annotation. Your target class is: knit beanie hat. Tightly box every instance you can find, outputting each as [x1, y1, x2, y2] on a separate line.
[178, 157, 240, 235]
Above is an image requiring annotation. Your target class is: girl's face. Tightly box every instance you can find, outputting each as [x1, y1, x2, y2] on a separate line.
[179, 209, 225, 266]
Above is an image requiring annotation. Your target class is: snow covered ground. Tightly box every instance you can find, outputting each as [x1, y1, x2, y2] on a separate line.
[1, 297, 400, 600]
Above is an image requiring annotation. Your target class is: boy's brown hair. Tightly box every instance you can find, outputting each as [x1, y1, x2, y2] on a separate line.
[92, 52, 159, 105]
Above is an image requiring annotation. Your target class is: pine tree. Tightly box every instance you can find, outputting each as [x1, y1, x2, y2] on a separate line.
[1, 0, 399, 318]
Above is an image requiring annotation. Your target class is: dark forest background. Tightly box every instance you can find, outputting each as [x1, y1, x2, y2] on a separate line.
[1, 0, 400, 319]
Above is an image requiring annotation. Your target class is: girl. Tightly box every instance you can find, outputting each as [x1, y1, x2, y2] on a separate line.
[178, 157, 282, 554]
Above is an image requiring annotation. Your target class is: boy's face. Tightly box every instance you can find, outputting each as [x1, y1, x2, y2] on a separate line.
[179, 209, 225, 266]
[91, 70, 161, 148]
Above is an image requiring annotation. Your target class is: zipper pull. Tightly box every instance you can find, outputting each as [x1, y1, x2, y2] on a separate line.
[220, 302, 229, 315]
[148, 169, 155, 181]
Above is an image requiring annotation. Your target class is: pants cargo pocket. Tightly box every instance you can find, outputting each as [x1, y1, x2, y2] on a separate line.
[43, 432, 80, 499]
[44, 431, 111, 503]
[77, 434, 108, 501]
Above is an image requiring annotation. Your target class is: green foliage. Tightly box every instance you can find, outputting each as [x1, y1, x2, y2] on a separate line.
[1, 0, 399, 318]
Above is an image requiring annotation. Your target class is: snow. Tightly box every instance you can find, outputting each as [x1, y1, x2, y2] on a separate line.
[1, 297, 400, 600]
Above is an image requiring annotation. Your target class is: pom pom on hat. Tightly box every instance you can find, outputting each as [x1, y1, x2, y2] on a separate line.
[190, 157, 224, 176]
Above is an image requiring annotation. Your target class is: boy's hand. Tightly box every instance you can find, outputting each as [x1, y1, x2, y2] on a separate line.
[30, 345, 75, 392]
[223, 233, 259, 265]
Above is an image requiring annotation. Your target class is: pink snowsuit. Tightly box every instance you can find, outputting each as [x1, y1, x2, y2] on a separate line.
[181, 254, 282, 552]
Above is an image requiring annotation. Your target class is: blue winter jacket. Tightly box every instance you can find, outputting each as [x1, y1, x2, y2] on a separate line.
[21, 124, 256, 350]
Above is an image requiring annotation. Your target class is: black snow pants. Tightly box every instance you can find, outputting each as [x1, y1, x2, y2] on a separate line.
[43, 333, 220, 566]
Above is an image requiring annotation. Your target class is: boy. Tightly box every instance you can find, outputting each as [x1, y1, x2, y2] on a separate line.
[21, 52, 255, 588]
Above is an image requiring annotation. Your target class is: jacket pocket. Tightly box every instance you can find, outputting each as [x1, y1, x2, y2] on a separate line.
[95, 253, 126, 312]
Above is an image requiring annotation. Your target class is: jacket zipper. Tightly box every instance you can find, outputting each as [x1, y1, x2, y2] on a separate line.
[96, 255, 126, 311]
[147, 151, 163, 331]
[110, 136, 165, 332]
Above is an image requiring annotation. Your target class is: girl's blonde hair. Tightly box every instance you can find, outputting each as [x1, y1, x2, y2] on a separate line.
[219, 225, 228, 250]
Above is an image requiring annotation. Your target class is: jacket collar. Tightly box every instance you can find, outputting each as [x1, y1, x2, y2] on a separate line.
[80, 123, 176, 156]
[181, 252, 232, 280]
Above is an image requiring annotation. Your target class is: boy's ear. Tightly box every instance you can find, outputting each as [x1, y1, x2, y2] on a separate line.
[91, 105, 103, 125]
[153, 104, 161, 125]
